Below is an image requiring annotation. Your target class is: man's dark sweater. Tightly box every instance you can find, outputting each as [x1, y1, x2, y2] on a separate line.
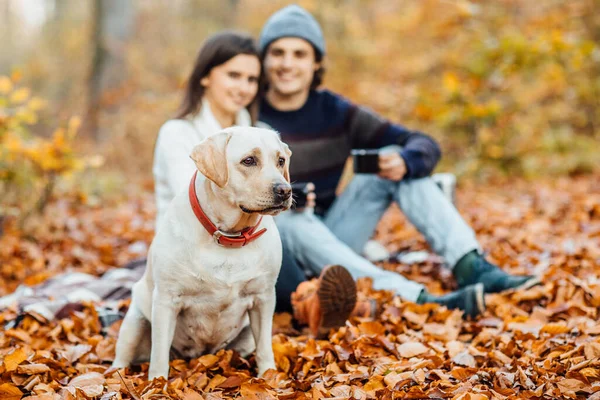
[259, 89, 441, 214]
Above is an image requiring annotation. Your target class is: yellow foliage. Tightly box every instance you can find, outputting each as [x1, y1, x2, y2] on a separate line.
[19, 125, 85, 174]
[2, 133, 23, 157]
[477, 127, 493, 144]
[27, 97, 45, 111]
[414, 104, 434, 121]
[9, 88, 30, 105]
[486, 145, 504, 159]
[0, 76, 12, 94]
[15, 109, 38, 125]
[549, 30, 568, 52]
[443, 72, 460, 94]
[404, 9, 600, 176]
[0, 75, 97, 222]
[10, 70, 22, 83]
[52, 127, 66, 149]
[67, 116, 81, 135]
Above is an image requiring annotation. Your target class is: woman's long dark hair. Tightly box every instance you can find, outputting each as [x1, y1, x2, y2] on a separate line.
[176, 31, 262, 124]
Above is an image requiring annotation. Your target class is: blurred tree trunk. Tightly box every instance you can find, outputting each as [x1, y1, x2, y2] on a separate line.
[185, 0, 238, 27]
[582, 0, 600, 42]
[53, 0, 68, 22]
[0, 1, 13, 71]
[49, 0, 72, 110]
[86, 0, 134, 141]
[581, 0, 600, 137]
[226, 0, 240, 26]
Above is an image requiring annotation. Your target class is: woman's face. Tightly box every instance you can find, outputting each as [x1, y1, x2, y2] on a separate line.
[201, 54, 261, 119]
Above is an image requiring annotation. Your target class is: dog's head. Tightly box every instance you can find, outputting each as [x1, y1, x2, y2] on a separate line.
[190, 126, 293, 216]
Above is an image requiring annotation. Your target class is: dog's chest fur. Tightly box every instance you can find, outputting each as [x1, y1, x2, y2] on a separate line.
[144, 189, 282, 361]
[164, 244, 276, 358]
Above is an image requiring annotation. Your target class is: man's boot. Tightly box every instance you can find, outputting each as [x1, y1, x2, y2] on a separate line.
[291, 265, 357, 338]
[453, 250, 540, 293]
[417, 283, 486, 319]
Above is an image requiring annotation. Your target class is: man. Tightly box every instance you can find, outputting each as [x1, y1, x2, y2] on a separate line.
[258, 5, 538, 329]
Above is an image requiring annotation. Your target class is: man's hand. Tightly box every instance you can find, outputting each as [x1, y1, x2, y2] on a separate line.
[378, 152, 407, 181]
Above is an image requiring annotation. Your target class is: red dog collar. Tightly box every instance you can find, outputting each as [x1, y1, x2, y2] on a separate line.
[188, 171, 267, 248]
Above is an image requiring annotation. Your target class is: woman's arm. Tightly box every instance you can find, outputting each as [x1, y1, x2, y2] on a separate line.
[153, 120, 200, 197]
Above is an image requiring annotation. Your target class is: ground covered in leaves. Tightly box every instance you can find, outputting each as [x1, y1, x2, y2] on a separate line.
[1, 175, 599, 399]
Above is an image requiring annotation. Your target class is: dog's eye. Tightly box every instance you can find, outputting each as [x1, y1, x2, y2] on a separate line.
[241, 156, 256, 166]
[278, 157, 285, 167]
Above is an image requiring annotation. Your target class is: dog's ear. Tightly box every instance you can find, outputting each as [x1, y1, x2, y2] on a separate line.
[190, 131, 232, 188]
[282, 143, 292, 183]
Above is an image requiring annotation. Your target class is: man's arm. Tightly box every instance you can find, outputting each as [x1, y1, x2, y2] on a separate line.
[347, 106, 441, 179]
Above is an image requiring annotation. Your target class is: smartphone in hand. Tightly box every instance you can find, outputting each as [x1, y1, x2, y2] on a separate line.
[351, 149, 380, 174]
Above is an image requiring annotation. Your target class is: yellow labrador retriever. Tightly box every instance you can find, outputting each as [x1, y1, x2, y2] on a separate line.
[112, 127, 292, 380]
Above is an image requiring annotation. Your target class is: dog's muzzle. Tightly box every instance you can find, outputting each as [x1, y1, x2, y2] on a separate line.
[273, 182, 292, 203]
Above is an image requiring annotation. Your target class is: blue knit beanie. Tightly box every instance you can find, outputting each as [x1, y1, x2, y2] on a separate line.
[259, 5, 325, 56]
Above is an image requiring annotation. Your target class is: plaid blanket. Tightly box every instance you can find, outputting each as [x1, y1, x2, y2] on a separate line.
[0, 259, 146, 332]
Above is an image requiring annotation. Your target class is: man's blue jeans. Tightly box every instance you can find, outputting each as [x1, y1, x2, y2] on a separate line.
[275, 174, 480, 304]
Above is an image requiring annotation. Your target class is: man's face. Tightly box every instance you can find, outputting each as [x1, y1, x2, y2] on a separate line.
[264, 37, 321, 97]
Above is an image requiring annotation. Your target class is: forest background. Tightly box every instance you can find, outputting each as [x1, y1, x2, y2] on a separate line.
[1, 0, 600, 224]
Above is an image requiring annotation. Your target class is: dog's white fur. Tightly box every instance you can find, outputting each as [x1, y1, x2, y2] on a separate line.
[112, 127, 292, 380]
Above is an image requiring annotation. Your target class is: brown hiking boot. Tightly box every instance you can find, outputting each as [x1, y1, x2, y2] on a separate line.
[291, 265, 357, 338]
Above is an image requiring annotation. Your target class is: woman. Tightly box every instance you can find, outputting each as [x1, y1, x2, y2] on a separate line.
[153, 31, 261, 227]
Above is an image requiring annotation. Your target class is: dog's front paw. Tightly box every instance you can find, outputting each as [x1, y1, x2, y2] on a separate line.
[108, 359, 129, 373]
[257, 362, 277, 377]
[148, 368, 169, 381]
[104, 365, 122, 377]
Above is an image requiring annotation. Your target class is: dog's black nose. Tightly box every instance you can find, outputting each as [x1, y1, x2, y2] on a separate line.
[273, 182, 292, 202]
